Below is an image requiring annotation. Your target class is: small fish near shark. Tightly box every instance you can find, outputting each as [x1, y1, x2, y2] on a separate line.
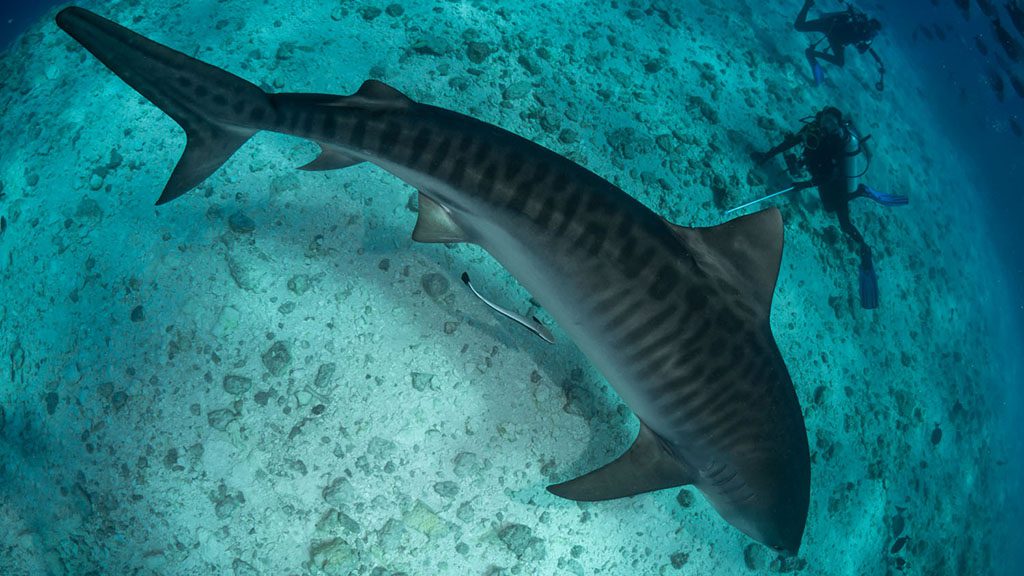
[56, 7, 811, 555]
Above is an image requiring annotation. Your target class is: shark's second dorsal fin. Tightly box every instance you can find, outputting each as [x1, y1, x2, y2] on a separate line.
[412, 193, 470, 243]
[668, 208, 784, 314]
[547, 422, 695, 502]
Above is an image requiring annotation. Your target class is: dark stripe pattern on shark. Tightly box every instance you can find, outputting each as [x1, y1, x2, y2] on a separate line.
[56, 6, 810, 555]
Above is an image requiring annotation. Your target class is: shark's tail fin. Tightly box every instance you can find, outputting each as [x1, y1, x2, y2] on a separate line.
[57, 8, 273, 205]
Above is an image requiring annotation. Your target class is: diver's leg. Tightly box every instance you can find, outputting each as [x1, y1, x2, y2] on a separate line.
[836, 206, 866, 248]
[794, 0, 816, 31]
[836, 207, 879, 308]
[811, 43, 846, 66]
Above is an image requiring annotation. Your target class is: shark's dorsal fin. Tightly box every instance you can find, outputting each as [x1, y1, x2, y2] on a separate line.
[667, 208, 783, 314]
[297, 144, 362, 171]
[355, 79, 413, 105]
[326, 80, 414, 109]
[547, 422, 695, 501]
[412, 193, 470, 243]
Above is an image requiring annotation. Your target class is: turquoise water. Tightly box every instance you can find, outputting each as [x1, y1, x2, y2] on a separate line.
[1, 0, 1021, 574]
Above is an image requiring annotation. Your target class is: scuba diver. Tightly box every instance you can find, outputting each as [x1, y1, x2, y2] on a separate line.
[743, 107, 907, 309]
[795, 0, 886, 90]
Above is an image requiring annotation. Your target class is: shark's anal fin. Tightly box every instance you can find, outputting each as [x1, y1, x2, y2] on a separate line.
[667, 208, 784, 312]
[158, 125, 256, 205]
[297, 144, 362, 172]
[547, 422, 694, 501]
[412, 193, 470, 243]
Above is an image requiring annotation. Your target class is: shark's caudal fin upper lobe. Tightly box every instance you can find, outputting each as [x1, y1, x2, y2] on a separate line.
[56, 7, 271, 205]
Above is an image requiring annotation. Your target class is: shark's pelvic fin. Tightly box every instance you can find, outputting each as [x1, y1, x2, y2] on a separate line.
[297, 144, 363, 172]
[668, 208, 784, 313]
[547, 422, 695, 501]
[412, 193, 470, 243]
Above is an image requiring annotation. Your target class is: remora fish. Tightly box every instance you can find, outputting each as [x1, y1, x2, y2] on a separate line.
[56, 7, 810, 553]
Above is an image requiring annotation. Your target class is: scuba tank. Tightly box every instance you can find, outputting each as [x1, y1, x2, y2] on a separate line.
[843, 128, 862, 195]
[842, 119, 872, 195]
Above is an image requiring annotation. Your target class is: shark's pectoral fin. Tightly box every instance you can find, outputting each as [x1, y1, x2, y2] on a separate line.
[297, 144, 362, 171]
[412, 193, 471, 243]
[157, 125, 256, 205]
[667, 208, 783, 312]
[547, 422, 694, 501]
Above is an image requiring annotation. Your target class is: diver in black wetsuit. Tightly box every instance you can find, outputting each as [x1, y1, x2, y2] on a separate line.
[795, 0, 886, 90]
[750, 107, 907, 309]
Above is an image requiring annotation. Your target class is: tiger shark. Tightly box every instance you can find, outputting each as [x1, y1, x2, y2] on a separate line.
[57, 7, 810, 554]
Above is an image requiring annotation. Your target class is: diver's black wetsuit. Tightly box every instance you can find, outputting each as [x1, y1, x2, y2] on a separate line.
[795, 0, 885, 89]
[756, 117, 871, 264]
[751, 107, 897, 308]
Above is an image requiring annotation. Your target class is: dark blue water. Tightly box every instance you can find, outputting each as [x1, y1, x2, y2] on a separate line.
[878, 0, 1024, 328]
[0, 0, 66, 51]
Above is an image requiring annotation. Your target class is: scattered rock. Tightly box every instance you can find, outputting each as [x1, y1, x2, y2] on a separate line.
[420, 273, 449, 298]
[769, 555, 807, 573]
[411, 372, 435, 391]
[323, 476, 354, 508]
[309, 538, 360, 575]
[75, 197, 104, 221]
[410, 35, 446, 56]
[377, 518, 405, 548]
[385, 4, 404, 17]
[452, 451, 484, 478]
[228, 211, 256, 233]
[130, 305, 144, 322]
[930, 424, 942, 445]
[207, 408, 237, 431]
[743, 543, 767, 570]
[676, 488, 694, 508]
[231, 558, 258, 576]
[359, 6, 382, 21]
[262, 341, 292, 376]
[44, 392, 58, 415]
[433, 481, 459, 499]
[466, 41, 496, 64]
[669, 551, 689, 569]
[403, 500, 446, 538]
[223, 374, 252, 395]
[225, 254, 258, 291]
[315, 363, 337, 389]
[498, 523, 547, 562]
[287, 274, 310, 295]
[558, 128, 579, 144]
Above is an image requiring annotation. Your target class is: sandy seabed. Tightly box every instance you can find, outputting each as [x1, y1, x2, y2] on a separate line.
[0, 1, 1017, 574]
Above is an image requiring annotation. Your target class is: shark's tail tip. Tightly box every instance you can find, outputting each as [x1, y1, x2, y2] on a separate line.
[55, 6, 88, 30]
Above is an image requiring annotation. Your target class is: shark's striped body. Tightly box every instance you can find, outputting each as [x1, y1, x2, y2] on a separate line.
[57, 7, 809, 554]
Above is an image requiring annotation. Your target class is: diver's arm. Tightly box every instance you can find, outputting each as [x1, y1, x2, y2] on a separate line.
[866, 46, 886, 90]
[753, 131, 803, 165]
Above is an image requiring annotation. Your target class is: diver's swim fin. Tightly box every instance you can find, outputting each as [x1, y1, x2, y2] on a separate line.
[859, 185, 908, 206]
[859, 263, 880, 309]
[812, 63, 826, 86]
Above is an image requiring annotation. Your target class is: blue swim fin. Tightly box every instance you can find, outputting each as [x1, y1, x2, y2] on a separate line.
[812, 63, 826, 86]
[859, 263, 879, 309]
[860, 185, 908, 206]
